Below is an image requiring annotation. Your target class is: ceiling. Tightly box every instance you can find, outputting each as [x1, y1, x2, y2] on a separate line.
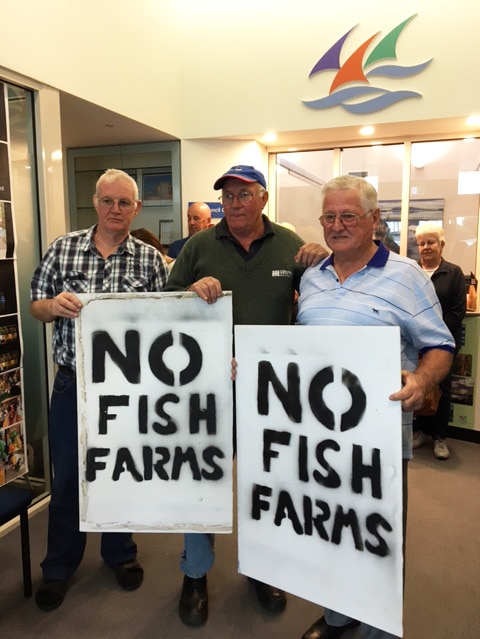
[59, 92, 480, 152]
[59, 92, 178, 148]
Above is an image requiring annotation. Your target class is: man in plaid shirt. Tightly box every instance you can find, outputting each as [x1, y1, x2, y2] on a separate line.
[30, 169, 168, 611]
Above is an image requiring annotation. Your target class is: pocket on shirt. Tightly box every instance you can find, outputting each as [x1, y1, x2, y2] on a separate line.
[122, 274, 151, 292]
[63, 271, 88, 294]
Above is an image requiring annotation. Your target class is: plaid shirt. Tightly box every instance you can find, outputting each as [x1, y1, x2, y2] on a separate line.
[30, 226, 168, 369]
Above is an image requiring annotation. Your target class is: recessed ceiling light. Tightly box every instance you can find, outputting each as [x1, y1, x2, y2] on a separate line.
[466, 115, 480, 127]
[262, 132, 277, 143]
[360, 126, 375, 136]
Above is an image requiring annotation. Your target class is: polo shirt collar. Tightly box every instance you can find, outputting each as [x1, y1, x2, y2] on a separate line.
[320, 240, 389, 270]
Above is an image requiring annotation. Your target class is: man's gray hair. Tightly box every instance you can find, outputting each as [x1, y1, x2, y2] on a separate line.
[321, 175, 378, 214]
[95, 168, 139, 201]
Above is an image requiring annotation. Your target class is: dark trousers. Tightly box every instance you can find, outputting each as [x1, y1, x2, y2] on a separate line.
[414, 370, 453, 440]
[40, 368, 137, 581]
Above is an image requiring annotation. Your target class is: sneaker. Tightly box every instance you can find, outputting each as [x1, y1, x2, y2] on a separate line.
[412, 430, 430, 449]
[433, 439, 450, 460]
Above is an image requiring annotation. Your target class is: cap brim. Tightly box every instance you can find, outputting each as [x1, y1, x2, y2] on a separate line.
[213, 174, 258, 190]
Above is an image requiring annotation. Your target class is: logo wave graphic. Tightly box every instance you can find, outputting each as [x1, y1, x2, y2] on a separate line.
[303, 14, 432, 115]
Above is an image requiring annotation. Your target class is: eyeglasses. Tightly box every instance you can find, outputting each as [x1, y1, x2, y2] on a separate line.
[319, 211, 370, 227]
[96, 196, 136, 211]
[218, 190, 264, 206]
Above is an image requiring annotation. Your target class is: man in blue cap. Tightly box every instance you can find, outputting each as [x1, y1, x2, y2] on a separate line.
[165, 164, 328, 627]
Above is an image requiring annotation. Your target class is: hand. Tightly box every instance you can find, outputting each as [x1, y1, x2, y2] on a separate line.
[389, 370, 427, 412]
[50, 292, 83, 319]
[189, 277, 223, 304]
[295, 243, 329, 267]
[231, 358, 237, 382]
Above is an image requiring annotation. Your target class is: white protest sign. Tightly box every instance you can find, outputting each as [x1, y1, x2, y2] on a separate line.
[76, 292, 233, 533]
[236, 325, 403, 637]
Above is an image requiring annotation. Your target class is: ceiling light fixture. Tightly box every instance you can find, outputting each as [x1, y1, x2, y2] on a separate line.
[466, 115, 480, 127]
[360, 125, 375, 136]
[262, 132, 277, 143]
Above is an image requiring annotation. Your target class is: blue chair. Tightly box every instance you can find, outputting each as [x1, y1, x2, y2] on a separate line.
[0, 483, 34, 597]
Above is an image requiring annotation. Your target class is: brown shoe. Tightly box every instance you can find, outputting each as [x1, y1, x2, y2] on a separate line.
[301, 616, 360, 639]
[178, 575, 208, 626]
[113, 559, 144, 591]
[248, 577, 287, 612]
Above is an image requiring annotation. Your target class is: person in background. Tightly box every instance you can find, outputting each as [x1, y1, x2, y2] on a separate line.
[165, 164, 328, 628]
[412, 223, 466, 460]
[131, 227, 174, 268]
[167, 201, 212, 258]
[30, 169, 169, 612]
[374, 219, 400, 253]
[296, 175, 454, 639]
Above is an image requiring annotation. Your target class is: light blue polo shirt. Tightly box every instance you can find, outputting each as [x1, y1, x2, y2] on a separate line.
[297, 242, 455, 458]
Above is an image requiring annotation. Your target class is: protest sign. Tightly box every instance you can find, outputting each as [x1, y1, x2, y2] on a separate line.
[76, 292, 233, 533]
[236, 325, 403, 636]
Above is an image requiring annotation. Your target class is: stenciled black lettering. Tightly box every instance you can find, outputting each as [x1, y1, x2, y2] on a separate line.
[143, 445, 153, 480]
[152, 394, 179, 434]
[331, 505, 364, 551]
[153, 447, 171, 479]
[171, 446, 201, 480]
[251, 484, 272, 519]
[298, 434, 308, 482]
[257, 361, 302, 423]
[112, 447, 143, 482]
[138, 395, 148, 434]
[85, 448, 110, 481]
[201, 446, 225, 480]
[303, 495, 313, 534]
[179, 333, 203, 385]
[313, 439, 341, 488]
[340, 368, 367, 431]
[263, 428, 291, 472]
[148, 331, 203, 386]
[308, 366, 334, 429]
[351, 444, 382, 499]
[274, 490, 303, 534]
[365, 513, 392, 557]
[98, 395, 129, 434]
[189, 394, 216, 435]
[312, 499, 331, 541]
[92, 330, 140, 383]
[148, 331, 175, 385]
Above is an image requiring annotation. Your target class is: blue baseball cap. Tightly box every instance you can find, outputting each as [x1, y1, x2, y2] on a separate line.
[213, 165, 267, 190]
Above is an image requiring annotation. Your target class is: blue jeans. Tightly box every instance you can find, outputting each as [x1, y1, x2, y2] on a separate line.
[180, 533, 215, 578]
[40, 368, 138, 581]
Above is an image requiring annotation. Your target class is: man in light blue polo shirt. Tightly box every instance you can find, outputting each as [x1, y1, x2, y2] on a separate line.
[296, 175, 454, 639]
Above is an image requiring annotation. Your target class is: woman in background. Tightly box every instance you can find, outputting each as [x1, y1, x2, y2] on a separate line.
[413, 223, 466, 460]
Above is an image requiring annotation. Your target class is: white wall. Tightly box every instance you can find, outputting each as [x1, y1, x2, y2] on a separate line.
[0, 1, 478, 142]
[180, 139, 268, 233]
[1, 0, 479, 241]
[175, 0, 480, 138]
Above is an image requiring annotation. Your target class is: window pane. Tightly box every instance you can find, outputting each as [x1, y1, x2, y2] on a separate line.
[276, 150, 334, 243]
[341, 144, 404, 252]
[409, 140, 479, 273]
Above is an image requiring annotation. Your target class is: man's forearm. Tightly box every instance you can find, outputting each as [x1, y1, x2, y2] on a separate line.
[416, 348, 454, 390]
[30, 299, 55, 323]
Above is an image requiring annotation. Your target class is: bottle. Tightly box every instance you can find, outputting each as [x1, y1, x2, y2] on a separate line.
[467, 273, 477, 312]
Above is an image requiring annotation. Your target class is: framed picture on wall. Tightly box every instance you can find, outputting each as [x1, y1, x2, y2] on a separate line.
[142, 173, 173, 206]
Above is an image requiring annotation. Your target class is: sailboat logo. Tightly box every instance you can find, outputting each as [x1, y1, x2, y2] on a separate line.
[303, 14, 432, 115]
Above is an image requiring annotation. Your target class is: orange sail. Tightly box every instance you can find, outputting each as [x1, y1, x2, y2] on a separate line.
[329, 32, 379, 93]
